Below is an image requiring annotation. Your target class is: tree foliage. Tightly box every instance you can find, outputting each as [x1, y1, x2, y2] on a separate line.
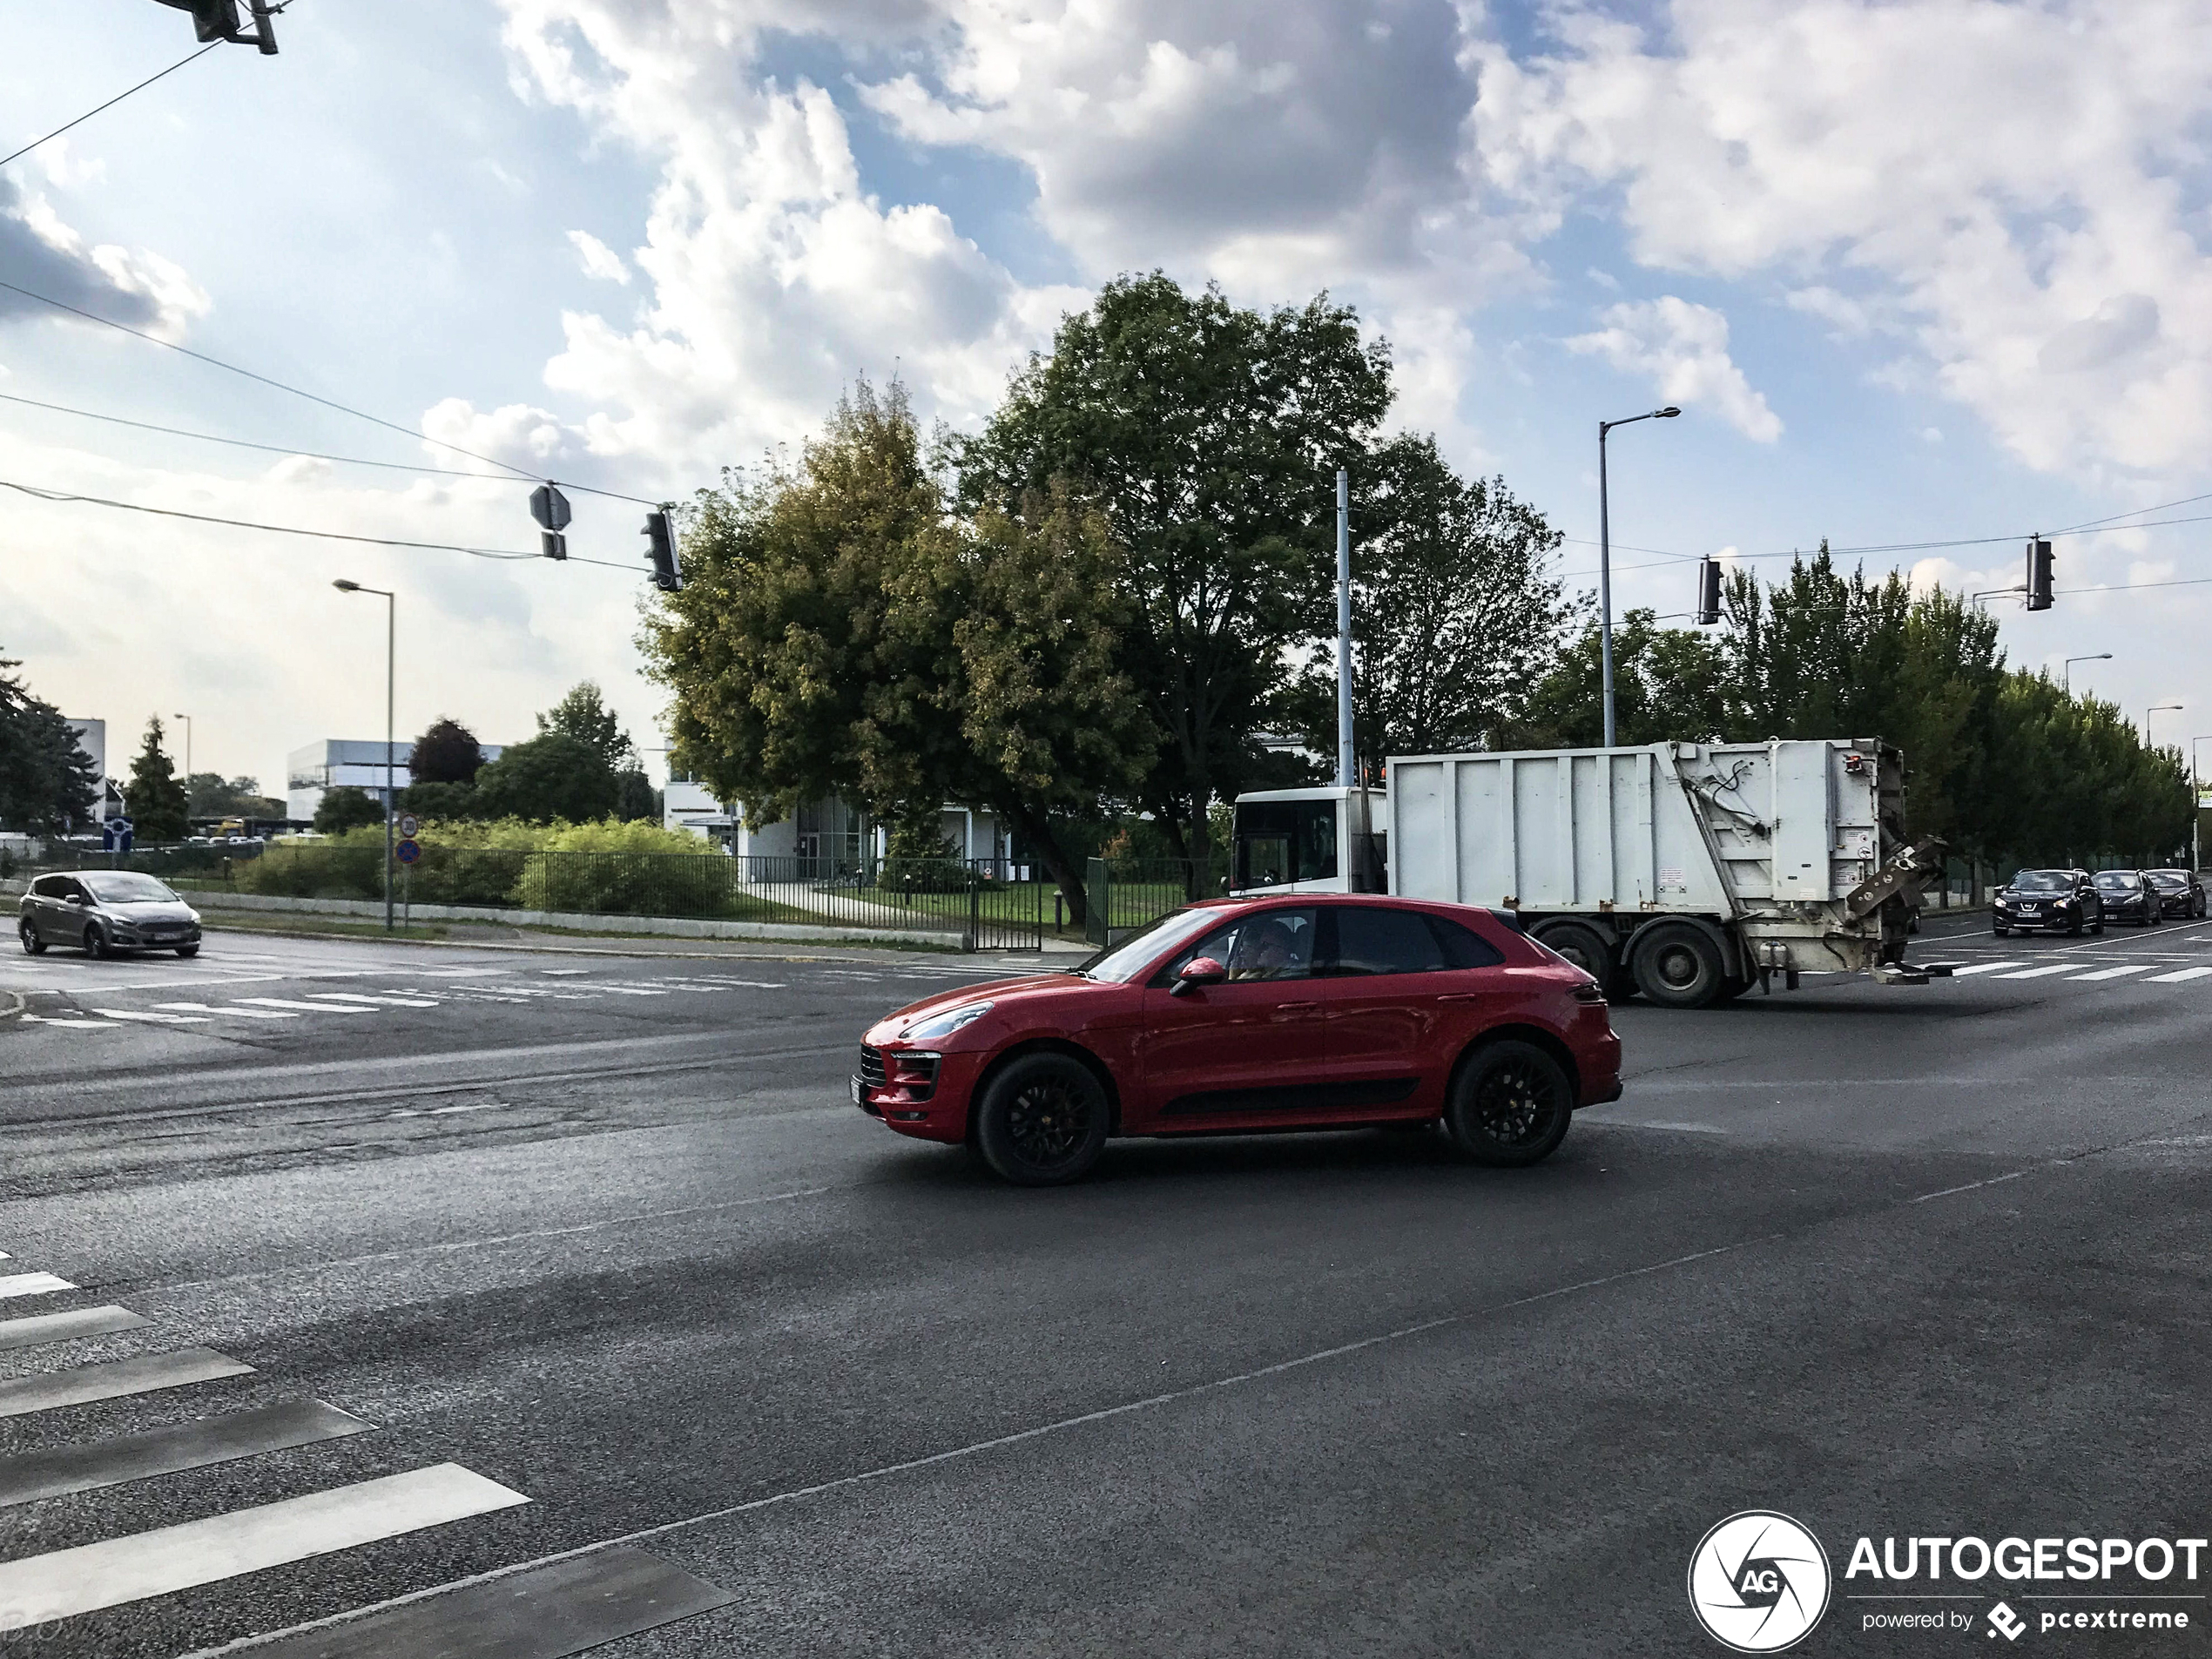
[954, 273, 1392, 861]
[0, 651, 98, 833]
[536, 683, 635, 770]
[313, 786, 386, 835]
[124, 717, 190, 841]
[185, 774, 285, 819]
[409, 718, 484, 785]
[471, 732, 619, 825]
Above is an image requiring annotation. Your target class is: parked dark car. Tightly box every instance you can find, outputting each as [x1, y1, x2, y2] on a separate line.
[855, 894, 1622, 1184]
[2145, 868, 2208, 920]
[18, 871, 203, 957]
[2091, 868, 2162, 927]
[1992, 869, 2104, 936]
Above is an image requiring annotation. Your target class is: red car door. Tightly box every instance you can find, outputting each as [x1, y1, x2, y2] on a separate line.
[1317, 904, 1507, 1120]
[1135, 907, 1326, 1129]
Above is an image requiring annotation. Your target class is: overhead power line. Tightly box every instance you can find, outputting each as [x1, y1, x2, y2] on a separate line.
[0, 279, 658, 507]
[0, 44, 219, 172]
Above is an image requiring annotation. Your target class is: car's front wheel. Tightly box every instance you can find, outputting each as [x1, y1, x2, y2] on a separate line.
[18, 918, 44, 955]
[1445, 1040, 1573, 1167]
[83, 923, 112, 959]
[175, 944, 199, 958]
[973, 1053, 1109, 1186]
[1993, 923, 2009, 936]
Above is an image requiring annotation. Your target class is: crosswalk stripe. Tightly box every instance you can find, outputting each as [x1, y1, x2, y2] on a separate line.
[23, 1016, 120, 1028]
[0, 1347, 254, 1420]
[0, 1399, 373, 1510]
[2146, 966, 2212, 983]
[235, 998, 378, 1014]
[306, 992, 441, 1008]
[89, 1008, 207, 1024]
[0, 1461, 529, 1631]
[245, 1545, 734, 1658]
[152, 1001, 300, 1020]
[2068, 965, 2155, 981]
[0, 1273, 76, 1300]
[0, 1305, 150, 1352]
[1995, 964, 2076, 979]
[1948, 961, 2025, 976]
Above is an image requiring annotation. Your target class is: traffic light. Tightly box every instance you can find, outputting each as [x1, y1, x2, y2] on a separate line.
[152, 0, 277, 52]
[2026, 536, 2054, 611]
[1695, 556, 1723, 626]
[644, 509, 681, 592]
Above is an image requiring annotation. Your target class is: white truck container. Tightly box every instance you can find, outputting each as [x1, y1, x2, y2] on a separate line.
[1231, 739, 1945, 1008]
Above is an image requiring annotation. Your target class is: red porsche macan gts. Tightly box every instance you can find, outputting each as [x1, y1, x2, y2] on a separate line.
[854, 894, 1622, 1184]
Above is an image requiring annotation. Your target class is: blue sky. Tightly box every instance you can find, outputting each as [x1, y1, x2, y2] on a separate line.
[4, 0, 2208, 790]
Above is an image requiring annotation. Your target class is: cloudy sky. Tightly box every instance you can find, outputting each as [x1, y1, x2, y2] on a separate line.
[4, 0, 2209, 794]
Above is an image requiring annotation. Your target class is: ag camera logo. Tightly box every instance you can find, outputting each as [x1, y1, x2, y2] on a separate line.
[1689, 1511, 1832, 1652]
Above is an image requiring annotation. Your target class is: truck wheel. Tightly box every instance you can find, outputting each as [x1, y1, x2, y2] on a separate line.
[1535, 921, 1613, 985]
[973, 1053, 1109, 1186]
[1631, 923, 1724, 1008]
[1444, 1040, 1572, 1166]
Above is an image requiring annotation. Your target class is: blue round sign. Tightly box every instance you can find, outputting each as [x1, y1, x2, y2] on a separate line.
[395, 838, 422, 865]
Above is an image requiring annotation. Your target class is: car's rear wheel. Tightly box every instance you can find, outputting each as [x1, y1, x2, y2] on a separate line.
[19, 919, 44, 955]
[973, 1053, 1109, 1186]
[1630, 923, 1724, 1008]
[83, 923, 112, 959]
[1445, 1041, 1573, 1167]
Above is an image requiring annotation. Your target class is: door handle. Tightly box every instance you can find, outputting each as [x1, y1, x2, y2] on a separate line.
[1275, 1001, 1321, 1013]
[1436, 993, 1483, 1003]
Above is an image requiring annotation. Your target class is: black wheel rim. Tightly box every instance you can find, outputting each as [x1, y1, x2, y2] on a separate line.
[1656, 944, 1702, 990]
[1472, 1057, 1562, 1147]
[1006, 1076, 1096, 1167]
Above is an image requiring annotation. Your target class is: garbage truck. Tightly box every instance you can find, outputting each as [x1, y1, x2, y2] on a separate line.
[1231, 738, 1946, 1008]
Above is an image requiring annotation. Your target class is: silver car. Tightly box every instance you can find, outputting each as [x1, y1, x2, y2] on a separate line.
[19, 871, 204, 958]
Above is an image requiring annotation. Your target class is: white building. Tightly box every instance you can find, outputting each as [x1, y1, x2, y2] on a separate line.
[287, 738, 505, 822]
[62, 718, 124, 822]
[663, 773, 1010, 867]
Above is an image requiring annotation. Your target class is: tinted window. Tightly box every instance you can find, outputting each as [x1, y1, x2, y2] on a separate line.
[1234, 800, 1338, 887]
[2146, 873, 2186, 890]
[1325, 906, 1449, 976]
[1166, 908, 1318, 983]
[30, 875, 64, 899]
[2093, 872, 2137, 890]
[1429, 915, 1507, 969]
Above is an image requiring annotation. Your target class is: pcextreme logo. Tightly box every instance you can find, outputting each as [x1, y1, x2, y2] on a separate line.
[1689, 1511, 1833, 1653]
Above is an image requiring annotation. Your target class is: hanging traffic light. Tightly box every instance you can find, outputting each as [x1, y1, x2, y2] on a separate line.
[152, 0, 278, 52]
[2026, 536, 2054, 611]
[644, 509, 682, 592]
[1695, 556, 1723, 626]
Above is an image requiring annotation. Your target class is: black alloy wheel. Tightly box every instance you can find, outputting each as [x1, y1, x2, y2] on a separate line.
[1630, 923, 1725, 1008]
[1445, 1040, 1573, 1167]
[18, 918, 44, 955]
[974, 1053, 1109, 1186]
[83, 923, 112, 959]
[1993, 922, 2010, 936]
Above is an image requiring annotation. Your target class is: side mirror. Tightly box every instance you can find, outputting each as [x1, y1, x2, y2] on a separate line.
[1170, 956, 1229, 996]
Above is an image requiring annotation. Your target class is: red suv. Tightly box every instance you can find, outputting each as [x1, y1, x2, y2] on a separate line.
[855, 894, 1622, 1185]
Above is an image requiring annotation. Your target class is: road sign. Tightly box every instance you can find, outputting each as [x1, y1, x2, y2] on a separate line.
[529, 483, 572, 533]
[397, 813, 421, 839]
[395, 838, 422, 866]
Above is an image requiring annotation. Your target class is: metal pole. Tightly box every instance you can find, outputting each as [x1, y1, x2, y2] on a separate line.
[1336, 468, 1353, 789]
[384, 592, 395, 933]
[1598, 422, 1615, 747]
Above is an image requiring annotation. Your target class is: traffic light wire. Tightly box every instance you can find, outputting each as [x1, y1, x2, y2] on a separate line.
[0, 44, 221, 172]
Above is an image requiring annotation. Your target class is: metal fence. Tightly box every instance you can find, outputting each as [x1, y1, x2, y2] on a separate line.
[1083, 857, 1223, 948]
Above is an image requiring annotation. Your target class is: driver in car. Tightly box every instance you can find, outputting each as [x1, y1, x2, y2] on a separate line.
[1228, 916, 1303, 981]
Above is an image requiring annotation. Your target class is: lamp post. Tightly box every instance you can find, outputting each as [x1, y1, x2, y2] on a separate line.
[333, 580, 395, 932]
[1598, 405, 1681, 746]
[2147, 703, 2182, 745]
[2062, 653, 2110, 693]
[172, 711, 192, 818]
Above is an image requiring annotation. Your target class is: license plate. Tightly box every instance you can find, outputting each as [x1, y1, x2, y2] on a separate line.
[849, 1076, 863, 1105]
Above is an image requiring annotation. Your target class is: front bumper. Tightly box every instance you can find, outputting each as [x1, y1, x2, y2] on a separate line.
[853, 1042, 982, 1144]
[1993, 904, 2080, 928]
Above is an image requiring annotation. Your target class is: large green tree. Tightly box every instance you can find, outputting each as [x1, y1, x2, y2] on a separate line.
[124, 717, 190, 841]
[537, 683, 636, 770]
[408, 718, 484, 785]
[0, 651, 98, 833]
[644, 381, 1153, 921]
[954, 273, 1393, 864]
[472, 732, 620, 824]
[313, 786, 387, 834]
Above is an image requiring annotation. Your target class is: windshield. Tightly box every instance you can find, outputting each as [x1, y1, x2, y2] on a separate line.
[2008, 871, 2072, 893]
[2146, 872, 2187, 889]
[2093, 872, 2138, 890]
[1072, 907, 1224, 983]
[80, 873, 179, 903]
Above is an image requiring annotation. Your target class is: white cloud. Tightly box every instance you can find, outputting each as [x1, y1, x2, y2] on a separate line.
[0, 175, 207, 341]
[568, 229, 631, 284]
[1467, 0, 2212, 476]
[1567, 296, 1783, 442]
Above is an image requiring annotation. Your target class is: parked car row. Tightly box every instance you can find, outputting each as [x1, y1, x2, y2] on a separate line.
[1991, 867, 2205, 934]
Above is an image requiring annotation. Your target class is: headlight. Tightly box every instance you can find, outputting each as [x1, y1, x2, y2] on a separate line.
[904, 1001, 994, 1041]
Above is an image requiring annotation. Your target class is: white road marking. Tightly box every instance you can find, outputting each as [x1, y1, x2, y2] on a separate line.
[540, 968, 590, 976]
[0, 1273, 76, 1299]
[2068, 965, 2155, 981]
[0, 1346, 254, 1420]
[0, 1305, 149, 1352]
[1948, 961, 2026, 976]
[152, 1001, 299, 1020]
[1995, 964, 2076, 980]
[306, 992, 442, 1008]
[235, 998, 379, 1014]
[596, 987, 671, 997]
[389, 1103, 498, 1119]
[2146, 966, 2212, 983]
[89, 1008, 208, 1024]
[21, 1015, 118, 1028]
[0, 1462, 529, 1632]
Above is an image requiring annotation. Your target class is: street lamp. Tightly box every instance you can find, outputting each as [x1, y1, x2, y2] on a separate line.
[2062, 653, 2110, 693]
[2192, 737, 2212, 874]
[1598, 405, 1681, 746]
[172, 712, 192, 815]
[333, 579, 396, 932]
[2147, 703, 2182, 745]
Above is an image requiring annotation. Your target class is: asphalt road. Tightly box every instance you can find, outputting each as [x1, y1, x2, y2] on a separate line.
[1, 914, 2208, 1657]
